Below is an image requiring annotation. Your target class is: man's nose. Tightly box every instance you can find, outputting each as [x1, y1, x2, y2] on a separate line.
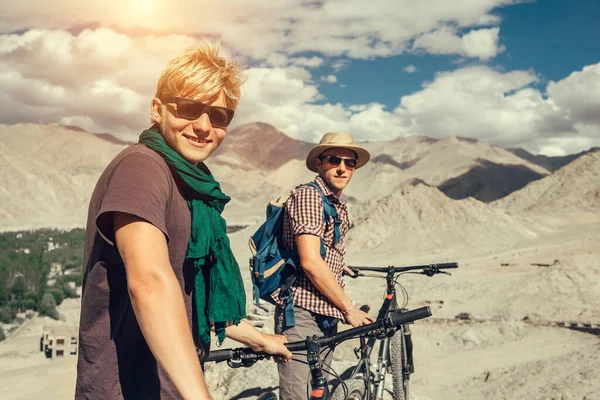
[192, 112, 212, 133]
[337, 161, 347, 173]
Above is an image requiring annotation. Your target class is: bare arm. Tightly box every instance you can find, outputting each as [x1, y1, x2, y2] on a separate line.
[225, 320, 292, 362]
[114, 212, 212, 400]
[296, 234, 373, 327]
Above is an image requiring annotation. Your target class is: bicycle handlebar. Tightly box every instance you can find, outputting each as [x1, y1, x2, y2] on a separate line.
[348, 262, 458, 274]
[206, 306, 432, 363]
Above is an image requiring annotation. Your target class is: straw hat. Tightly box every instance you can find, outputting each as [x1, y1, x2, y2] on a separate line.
[305, 132, 370, 172]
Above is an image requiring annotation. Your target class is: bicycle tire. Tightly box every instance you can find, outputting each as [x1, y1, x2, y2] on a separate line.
[330, 379, 366, 400]
[390, 326, 409, 400]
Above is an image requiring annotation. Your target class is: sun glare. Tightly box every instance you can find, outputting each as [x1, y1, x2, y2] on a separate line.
[129, 0, 158, 20]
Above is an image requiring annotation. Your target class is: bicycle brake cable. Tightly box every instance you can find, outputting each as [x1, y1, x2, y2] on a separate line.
[393, 275, 410, 309]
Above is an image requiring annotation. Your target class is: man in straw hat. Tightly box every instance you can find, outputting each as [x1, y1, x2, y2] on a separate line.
[275, 132, 374, 399]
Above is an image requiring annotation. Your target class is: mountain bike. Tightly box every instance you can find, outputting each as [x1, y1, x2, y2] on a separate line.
[331, 262, 458, 400]
[207, 306, 433, 400]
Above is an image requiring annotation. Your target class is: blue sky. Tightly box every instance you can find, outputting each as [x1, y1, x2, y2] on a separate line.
[315, 0, 600, 109]
[0, 0, 599, 155]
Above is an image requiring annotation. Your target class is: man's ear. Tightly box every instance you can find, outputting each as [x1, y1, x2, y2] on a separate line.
[314, 158, 322, 172]
[151, 98, 163, 125]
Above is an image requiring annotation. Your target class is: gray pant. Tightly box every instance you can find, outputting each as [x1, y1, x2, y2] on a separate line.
[275, 306, 338, 400]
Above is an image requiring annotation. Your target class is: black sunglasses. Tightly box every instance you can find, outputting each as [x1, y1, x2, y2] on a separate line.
[318, 155, 358, 169]
[162, 97, 235, 127]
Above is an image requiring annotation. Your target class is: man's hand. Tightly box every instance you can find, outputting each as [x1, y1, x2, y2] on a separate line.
[344, 307, 374, 327]
[250, 333, 292, 363]
[225, 320, 292, 363]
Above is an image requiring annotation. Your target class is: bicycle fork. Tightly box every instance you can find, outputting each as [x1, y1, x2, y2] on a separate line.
[371, 336, 391, 400]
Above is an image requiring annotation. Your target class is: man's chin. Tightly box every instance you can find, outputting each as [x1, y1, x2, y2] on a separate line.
[182, 147, 213, 164]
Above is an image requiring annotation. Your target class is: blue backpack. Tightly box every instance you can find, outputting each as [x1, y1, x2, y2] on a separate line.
[248, 182, 341, 329]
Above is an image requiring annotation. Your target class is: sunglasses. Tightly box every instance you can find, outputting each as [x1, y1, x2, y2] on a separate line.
[319, 155, 358, 170]
[162, 97, 235, 127]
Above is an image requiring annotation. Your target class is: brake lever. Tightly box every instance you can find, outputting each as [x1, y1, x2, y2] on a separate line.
[422, 268, 436, 277]
[422, 267, 452, 277]
[343, 267, 361, 279]
[227, 356, 263, 368]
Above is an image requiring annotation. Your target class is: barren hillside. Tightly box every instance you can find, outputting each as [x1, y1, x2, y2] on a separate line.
[0, 123, 126, 231]
[348, 181, 541, 256]
[365, 136, 551, 202]
[213, 122, 314, 170]
[508, 146, 600, 172]
[492, 151, 600, 216]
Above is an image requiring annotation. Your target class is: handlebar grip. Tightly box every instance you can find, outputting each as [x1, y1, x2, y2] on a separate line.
[286, 341, 308, 352]
[436, 262, 458, 269]
[390, 306, 431, 326]
[206, 348, 234, 362]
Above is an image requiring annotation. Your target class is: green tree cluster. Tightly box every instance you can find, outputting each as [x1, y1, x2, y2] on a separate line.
[0, 228, 85, 328]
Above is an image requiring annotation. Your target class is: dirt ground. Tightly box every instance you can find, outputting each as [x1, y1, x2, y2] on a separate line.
[0, 219, 598, 399]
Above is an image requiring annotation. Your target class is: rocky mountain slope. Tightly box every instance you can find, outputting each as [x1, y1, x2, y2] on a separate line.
[0, 123, 127, 231]
[0, 122, 595, 231]
[492, 151, 600, 216]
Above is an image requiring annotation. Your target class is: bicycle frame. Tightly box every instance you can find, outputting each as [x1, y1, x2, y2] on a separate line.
[304, 304, 428, 400]
[339, 263, 457, 399]
[206, 263, 457, 400]
[344, 267, 409, 399]
[207, 307, 433, 400]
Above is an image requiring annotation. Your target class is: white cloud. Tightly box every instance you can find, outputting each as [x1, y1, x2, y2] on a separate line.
[232, 68, 405, 142]
[535, 130, 600, 156]
[392, 64, 600, 153]
[0, 28, 198, 134]
[322, 75, 338, 83]
[0, 0, 515, 61]
[0, 1, 599, 156]
[403, 65, 417, 73]
[332, 59, 351, 72]
[263, 53, 290, 68]
[412, 27, 503, 60]
[290, 56, 325, 68]
[462, 27, 505, 60]
[348, 105, 369, 112]
[2, 24, 599, 156]
[547, 63, 600, 126]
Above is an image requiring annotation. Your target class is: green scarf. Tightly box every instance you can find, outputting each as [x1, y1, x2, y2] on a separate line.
[139, 126, 246, 345]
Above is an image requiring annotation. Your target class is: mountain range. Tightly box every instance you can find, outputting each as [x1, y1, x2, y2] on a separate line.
[1, 121, 598, 232]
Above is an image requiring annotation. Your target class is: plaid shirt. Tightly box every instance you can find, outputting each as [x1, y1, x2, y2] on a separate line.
[273, 176, 350, 320]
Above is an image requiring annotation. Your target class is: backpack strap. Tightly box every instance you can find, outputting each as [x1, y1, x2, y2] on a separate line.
[322, 199, 341, 244]
[303, 182, 342, 246]
[282, 288, 295, 328]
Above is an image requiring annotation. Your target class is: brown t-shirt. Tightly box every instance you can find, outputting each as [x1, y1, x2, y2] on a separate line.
[75, 144, 208, 400]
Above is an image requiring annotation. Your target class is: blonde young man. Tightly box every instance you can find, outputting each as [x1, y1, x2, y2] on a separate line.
[75, 42, 291, 400]
[275, 133, 374, 400]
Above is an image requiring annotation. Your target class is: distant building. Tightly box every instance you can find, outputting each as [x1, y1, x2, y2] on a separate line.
[40, 324, 78, 359]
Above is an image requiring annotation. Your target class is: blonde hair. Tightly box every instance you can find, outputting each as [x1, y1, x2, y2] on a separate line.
[154, 40, 244, 110]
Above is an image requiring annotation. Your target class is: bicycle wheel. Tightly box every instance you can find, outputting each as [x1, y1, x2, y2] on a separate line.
[330, 379, 366, 400]
[389, 326, 409, 400]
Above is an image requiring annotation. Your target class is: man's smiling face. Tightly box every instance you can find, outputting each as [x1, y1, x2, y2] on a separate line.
[152, 91, 230, 165]
[315, 147, 357, 197]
